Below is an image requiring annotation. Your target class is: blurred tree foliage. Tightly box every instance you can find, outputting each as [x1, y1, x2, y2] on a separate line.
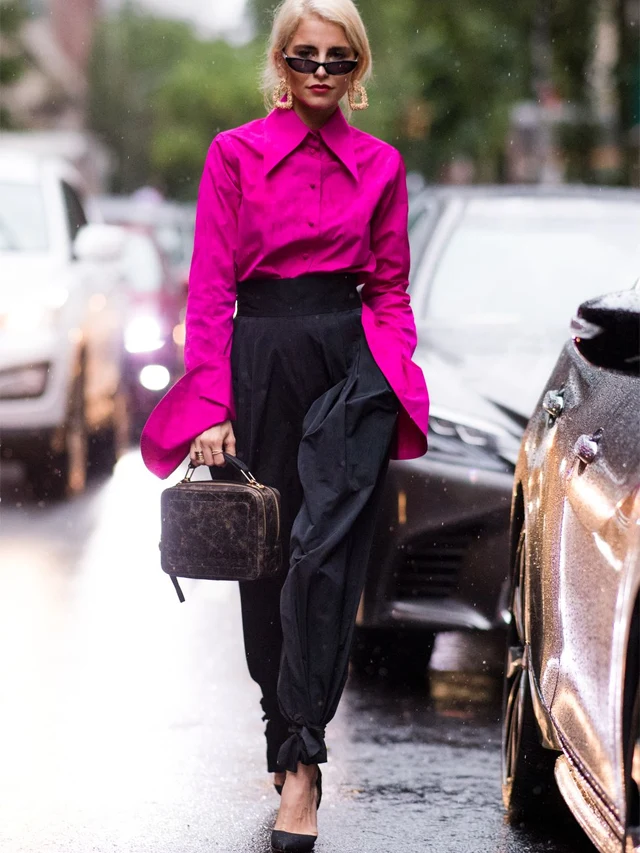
[615, 0, 640, 184]
[546, 0, 599, 182]
[88, 3, 195, 194]
[150, 39, 263, 198]
[89, 3, 263, 198]
[89, 0, 631, 196]
[0, 0, 30, 128]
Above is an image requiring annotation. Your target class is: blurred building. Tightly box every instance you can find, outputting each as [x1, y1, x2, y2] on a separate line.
[2, 0, 98, 130]
[1, 0, 109, 191]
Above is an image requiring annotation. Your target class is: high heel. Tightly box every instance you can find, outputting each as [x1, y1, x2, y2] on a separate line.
[270, 830, 317, 853]
[274, 783, 283, 796]
[270, 767, 322, 853]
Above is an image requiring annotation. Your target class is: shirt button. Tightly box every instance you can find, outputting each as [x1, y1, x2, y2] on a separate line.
[308, 221, 314, 227]
[303, 253, 309, 260]
[310, 183, 316, 189]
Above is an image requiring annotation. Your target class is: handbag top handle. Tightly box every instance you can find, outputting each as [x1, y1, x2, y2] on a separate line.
[181, 453, 264, 488]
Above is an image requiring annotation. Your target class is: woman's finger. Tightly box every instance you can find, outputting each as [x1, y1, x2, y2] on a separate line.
[201, 444, 217, 467]
[209, 446, 226, 467]
[224, 432, 236, 458]
[190, 439, 205, 466]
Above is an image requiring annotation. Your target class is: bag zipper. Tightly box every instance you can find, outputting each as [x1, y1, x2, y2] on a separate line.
[250, 482, 280, 540]
[264, 485, 280, 539]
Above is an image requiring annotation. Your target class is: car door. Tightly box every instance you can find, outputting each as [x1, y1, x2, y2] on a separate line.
[547, 341, 640, 811]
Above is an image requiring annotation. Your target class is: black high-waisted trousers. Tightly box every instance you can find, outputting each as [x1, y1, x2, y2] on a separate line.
[231, 274, 398, 773]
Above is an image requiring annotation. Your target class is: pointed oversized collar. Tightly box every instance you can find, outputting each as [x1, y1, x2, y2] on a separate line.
[264, 106, 359, 180]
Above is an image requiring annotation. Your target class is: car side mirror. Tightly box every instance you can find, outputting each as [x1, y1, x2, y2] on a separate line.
[73, 223, 126, 263]
[571, 286, 640, 375]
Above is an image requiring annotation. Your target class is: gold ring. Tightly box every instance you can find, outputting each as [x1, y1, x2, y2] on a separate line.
[213, 450, 224, 456]
[195, 451, 204, 459]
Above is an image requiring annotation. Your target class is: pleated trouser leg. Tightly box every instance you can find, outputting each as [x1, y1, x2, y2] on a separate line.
[231, 290, 397, 772]
[275, 335, 397, 770]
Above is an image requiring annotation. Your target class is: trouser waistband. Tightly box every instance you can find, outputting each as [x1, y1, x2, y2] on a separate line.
[236, 274, 360, 317]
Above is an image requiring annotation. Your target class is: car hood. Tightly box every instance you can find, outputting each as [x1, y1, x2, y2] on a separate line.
[0, 254, 68, 307]
[415, 322, 571, 431]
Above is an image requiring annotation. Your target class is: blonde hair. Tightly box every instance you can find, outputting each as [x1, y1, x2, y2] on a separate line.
[261, 0, 372, 111]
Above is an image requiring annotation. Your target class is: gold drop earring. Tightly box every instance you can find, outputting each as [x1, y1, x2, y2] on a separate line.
[348, 80, 368, 111]
[273, 79, 293, 110]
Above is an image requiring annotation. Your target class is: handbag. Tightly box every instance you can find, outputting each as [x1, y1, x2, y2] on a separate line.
[159, 453, 281, 602]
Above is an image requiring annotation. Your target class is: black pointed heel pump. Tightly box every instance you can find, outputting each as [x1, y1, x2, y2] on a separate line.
[270, 767, 322, 853]
[270, 830, 317, 853]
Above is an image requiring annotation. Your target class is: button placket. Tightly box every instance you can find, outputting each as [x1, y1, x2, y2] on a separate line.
[303, 155, 322, 262]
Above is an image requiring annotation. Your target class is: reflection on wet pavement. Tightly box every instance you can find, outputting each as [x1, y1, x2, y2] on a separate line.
[0, 451, 596, 852]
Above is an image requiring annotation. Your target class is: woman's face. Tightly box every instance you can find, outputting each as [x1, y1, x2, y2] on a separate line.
[279, 15, 356, 112]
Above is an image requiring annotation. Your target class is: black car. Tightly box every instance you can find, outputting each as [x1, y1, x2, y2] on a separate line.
[353, 186, 640, 677]
[502, 283, 640, 852]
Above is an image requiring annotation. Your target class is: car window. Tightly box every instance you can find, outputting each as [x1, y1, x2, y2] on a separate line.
[421, 198, 640, 326]
[61, 181, 88, 239]
[408, 197, 440, 278]
[120, 232, 164, 293]
[0, 182, 49, 252]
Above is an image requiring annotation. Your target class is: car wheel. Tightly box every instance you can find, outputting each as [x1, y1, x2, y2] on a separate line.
[88, 384, 130, 476]
[502, 526, 560, 818]
[29, 370, 88, 501]
[624, 612, 639, 850]
[350, 627, 435, 683]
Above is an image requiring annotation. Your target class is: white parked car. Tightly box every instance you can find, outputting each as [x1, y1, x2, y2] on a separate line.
[0, 151, 129, 499]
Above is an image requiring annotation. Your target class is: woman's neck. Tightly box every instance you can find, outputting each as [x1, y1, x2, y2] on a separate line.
[293, 99, 339, 131]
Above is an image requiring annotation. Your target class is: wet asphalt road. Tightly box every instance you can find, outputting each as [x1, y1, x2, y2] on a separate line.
[0, 451, 596, 853]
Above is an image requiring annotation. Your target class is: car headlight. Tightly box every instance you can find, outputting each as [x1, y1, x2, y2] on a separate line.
[0, 362, 50, 399]
[0, 289, 67, 333]
[0, 306, 59, 333]
[125, 316, 165, 354]
[428, 411, 522, 470]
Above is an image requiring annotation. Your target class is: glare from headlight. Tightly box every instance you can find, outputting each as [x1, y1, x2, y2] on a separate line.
[125, 317, 164, 354]
[1, 289, 67, 333]
[139, 365, 170, 391]
[4, 306, 58, 333]
[172, 323, 185, 346]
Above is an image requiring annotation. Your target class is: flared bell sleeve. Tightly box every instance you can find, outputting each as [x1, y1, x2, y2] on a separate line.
[140, 135, 240, 478]
[359, 149, 429, 460]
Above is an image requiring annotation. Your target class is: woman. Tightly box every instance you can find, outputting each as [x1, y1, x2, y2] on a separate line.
[141, 0, 429, 849]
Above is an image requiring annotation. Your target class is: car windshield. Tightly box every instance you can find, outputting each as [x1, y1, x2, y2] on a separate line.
[0, 182, 49, 252]
[424, 198, 640, 325]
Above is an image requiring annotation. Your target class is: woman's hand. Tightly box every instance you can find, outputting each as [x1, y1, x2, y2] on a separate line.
[189, 420, 236, 467]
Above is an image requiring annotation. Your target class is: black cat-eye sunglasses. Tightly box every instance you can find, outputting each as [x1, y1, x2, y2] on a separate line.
[282, 52, 358, 76]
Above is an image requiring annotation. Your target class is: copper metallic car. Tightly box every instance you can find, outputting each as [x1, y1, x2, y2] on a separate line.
[502, 283, 640, 852]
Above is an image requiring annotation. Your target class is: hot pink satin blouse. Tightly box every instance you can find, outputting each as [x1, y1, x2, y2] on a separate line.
[140, 106, 429, 478]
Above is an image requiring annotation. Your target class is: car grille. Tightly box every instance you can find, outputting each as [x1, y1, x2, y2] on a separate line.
[393, 528, 477, 599]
